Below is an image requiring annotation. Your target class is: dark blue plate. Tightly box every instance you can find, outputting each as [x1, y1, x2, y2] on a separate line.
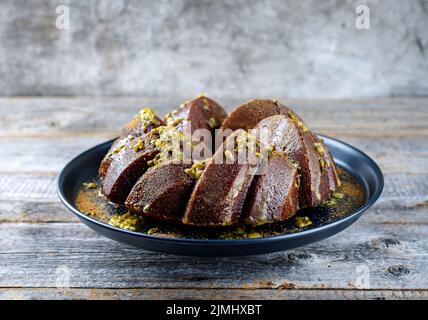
[57, 135, 383, 256]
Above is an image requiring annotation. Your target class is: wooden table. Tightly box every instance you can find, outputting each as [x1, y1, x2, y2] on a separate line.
[0, 97, 427, 300]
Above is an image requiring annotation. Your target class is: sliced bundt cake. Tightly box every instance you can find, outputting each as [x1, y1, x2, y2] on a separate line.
[183, 130, 263, 227]
[125, 160, 195, 222]
[101, 134, 159, 202]
[121, 108, 163, 138]
[169, 96, 227, 139]
[98, 97, 340, 228]
[101, 97, 227, 203]
[122, 97, 227, 220]
[221, 99, 339, 192]
[220, 99, 291, 132]
[242, 151, 300, 226]
[99, 108, 163, 179]
[255, 115, 332, 208]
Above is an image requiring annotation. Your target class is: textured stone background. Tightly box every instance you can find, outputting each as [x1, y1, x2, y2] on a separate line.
[0, 0, 427, 98]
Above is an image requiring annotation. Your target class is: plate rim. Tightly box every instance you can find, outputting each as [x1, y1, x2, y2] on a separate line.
[57, 134, 384, 246]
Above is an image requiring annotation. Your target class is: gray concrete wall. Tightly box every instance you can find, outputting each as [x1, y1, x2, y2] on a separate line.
[0, 0, 427, 98]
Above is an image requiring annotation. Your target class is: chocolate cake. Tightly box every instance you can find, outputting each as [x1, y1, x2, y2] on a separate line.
[97, 97, 340, 227]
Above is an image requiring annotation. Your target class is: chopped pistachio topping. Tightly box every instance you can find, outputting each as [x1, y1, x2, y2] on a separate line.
[133, 139, 144, 152]
[201, 98, 210, 110]
[295, 174, 300, 188]
[165, 116, 183, 127]
[109, 212, 144, 231]
[147, 153, 162, 167]
[288, 111, 309, 133]
[295, 216, 312, 228]
[319, 157, 326, 172]
[83, 182, 97, 189]
[235, 227, 246, 234]
[314, 142, 324, 155]
[147, 122, 187, 167]
[207, 117, 217, 128]
[323, 198, 336, 206]
[113, 144, 125, 154]
[332, 192, 344, 199]
[247, 232, 263, 239]
[179, 101, 189, 109]
[147, 227, 159, 235]
[290, 160, 300, 170]
[137, 108, 159, 131]
[224, 149, 235, 161]
[314, 142, 326, 171]
[235, 131, 259, 154]
[185, 160, 207, 179]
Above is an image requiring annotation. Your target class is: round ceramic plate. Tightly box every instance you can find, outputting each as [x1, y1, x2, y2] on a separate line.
[57, 135, 383, 256]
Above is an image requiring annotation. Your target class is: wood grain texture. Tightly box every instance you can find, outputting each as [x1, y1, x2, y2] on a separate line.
[0, 97, 427, 300]
[0, 221, 427, 290]
[1, 97, 427, 138]
[1, 288, 428, 300]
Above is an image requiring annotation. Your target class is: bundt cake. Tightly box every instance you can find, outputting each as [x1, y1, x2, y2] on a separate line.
[100, 96, 227, 202]
[125, 160, 194, 222]
[220, 99, 291, 131]
[101, 134, 159, 202]
[243, 151, 300, 226]
[99, 108, 162, 179]
[183, 130, 262, 227]
[98, 97, 340, 227]
[222, 99, 340, 208]
[255, 115, 331, 208]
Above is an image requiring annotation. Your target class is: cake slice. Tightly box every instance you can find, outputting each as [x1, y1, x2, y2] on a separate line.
[102, 134, 159, 202]
[169, 95, 228, 138]
[99, 108, 162, 178]
[124, 96, 227, 221]
[220, 99, 291, 131]
[101, 97, 227, 203]
[121, 108, 163, 138]
[125, 160, 195, 222]
[221, 99, 339, 193]
[99, 136, 130, 178]
[183, 130, 261, 227]
[243, 151, 299, 226]
[255, 115, 332, 208]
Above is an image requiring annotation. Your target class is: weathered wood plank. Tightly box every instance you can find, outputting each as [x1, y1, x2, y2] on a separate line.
[1, 288, 427, 300]
[1, 137, 427, 174]
[0, 98, 427, 138]
[0, 97, 427, 296]
[0, 136, 105, 173]
[0, 221, 426, 290]
[0, 173, 57, 201]
[0, 201, 78, 223]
